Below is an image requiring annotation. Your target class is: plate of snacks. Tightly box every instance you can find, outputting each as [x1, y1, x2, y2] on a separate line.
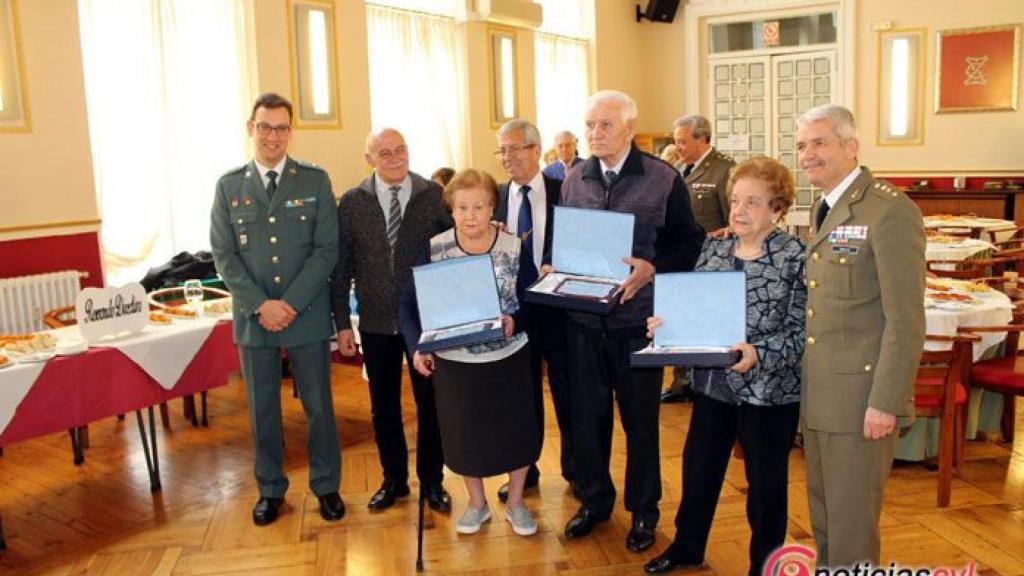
[162, 306, 198, 320]
[149, 311, 173, 325]
[204, 298, 233, 316]
[2, 333, 58, 363]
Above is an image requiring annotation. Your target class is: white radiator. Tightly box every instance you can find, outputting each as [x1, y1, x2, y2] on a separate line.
[0, 270, 84, 334]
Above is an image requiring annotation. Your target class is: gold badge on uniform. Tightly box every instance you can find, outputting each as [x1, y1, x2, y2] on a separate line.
[239, 233, 248, 246]
[244, 197, 252, 206]
[289, 167, 298, 176]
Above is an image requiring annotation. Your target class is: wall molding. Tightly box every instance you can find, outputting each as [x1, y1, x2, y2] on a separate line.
[0, 219, 101, 235]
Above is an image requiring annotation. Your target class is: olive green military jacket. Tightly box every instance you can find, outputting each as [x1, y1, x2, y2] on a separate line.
[685, 148, 735, 233]
[801, 167, 926, 433]
[210, 157, 339, 348]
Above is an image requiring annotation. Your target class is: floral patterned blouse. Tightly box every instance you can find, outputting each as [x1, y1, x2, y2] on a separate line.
[690, 228, 807, 406]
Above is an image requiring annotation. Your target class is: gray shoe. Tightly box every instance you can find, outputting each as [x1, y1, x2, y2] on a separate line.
[455, 505, 492, 534]
[505, 504, 537, 536]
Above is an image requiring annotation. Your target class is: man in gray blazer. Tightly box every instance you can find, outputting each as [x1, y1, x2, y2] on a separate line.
[332, 129, 453, 513]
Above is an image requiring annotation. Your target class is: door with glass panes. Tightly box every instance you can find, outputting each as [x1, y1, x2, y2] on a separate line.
[708, 50, 836, 211]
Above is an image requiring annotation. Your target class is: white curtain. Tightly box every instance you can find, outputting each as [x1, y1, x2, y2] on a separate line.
[365, 4, 467, 175]
[78, 0, 253, 287]
[534, 33, 591, 157]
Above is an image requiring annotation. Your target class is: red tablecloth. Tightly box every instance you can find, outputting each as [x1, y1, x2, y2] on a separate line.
[0, 321, 239, 446]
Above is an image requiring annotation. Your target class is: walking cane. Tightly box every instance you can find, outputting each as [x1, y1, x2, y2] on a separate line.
[416, 488, 425, 572]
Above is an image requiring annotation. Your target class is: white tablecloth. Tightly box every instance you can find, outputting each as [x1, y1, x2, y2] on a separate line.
[925, 290, 1014, 361]
[0, 362, 46, 435]
[926, 238, 995, 263]
[90, 316, 220, 389]
[924, 217, 1017, 242]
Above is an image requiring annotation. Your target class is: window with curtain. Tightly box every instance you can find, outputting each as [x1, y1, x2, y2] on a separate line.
[365, 2, 466, 174]
[78, 0, 253, 286]
[534, 0, 592, 155]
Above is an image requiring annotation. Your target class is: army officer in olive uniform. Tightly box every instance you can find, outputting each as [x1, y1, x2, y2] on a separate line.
[662, 114, 737, 404]
[210, 93, 345, 527]
[673, 115, 734, 234]
[799, 104, 925, 567]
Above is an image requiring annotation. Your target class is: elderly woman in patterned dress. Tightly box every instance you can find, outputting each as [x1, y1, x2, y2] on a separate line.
[399, 168, 541, 538]
[644, 157, 807, 576]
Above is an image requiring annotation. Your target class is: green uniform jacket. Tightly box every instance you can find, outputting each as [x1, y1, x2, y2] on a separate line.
[685, 148, 735, 233]
[210, 157, 339, 348]
[801, 168, 926, 433]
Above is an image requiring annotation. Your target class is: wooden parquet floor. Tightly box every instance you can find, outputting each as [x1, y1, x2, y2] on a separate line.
[1, 363, 1023, 576]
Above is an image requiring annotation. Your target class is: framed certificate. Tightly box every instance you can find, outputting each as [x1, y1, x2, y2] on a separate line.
[413, 255, 504, 353]
[526, 206, 634, 315]
[631, 271, 746, 367]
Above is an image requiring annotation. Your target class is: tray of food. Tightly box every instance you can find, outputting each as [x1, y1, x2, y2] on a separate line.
[1, 333, 58, 363]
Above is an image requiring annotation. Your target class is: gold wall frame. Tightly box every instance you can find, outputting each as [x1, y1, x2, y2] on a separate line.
[935, 24, 1020, 113]
[487, 26, 518, 127]
[876, 28, 925, 146]
[286, 0, 341, 129]
[0, 0, 30, 133]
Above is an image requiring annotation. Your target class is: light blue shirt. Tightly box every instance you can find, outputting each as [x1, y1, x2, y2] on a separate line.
[374, 173, 412, 220]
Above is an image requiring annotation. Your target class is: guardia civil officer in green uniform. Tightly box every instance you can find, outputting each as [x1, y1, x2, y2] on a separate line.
[662, 114, 737, 404]
[210, 93, 345, 526]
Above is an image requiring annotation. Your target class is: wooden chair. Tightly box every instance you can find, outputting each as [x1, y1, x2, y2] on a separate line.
[957, 311, 1024, 446]
[915, 333, 980, 507]
[986, 226, 1024, 244]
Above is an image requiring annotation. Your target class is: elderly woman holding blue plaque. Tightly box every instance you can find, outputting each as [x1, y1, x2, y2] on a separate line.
[644, 157, 807, 576]
[399, 168, 541, 537]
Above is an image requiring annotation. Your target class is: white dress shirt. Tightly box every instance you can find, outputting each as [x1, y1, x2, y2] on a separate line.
[254, 156, 288, 189]
[374, 173, 412, 220]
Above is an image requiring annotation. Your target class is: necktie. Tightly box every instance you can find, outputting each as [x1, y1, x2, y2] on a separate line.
[387, 185, 402, 248]
[683, 164, 694, 178]
[517, 186, 536, 276]
[604, 170, 617, 186]
[815, 200, 830, 231]
[266, 170, 278, 198]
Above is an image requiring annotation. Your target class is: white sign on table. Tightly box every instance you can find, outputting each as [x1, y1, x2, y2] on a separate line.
[75, 283, 148, 343]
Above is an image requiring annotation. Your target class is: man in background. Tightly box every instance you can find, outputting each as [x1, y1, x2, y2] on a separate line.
[542, 130, 584, 181]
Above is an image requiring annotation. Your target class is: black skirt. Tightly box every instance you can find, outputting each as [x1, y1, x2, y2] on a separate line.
[432, 344, 541, 477]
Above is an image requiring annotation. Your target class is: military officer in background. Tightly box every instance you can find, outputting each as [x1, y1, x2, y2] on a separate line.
[210, 92, 345, 527]
[800, 104, 925, 567]
[662, 114, 736, 404]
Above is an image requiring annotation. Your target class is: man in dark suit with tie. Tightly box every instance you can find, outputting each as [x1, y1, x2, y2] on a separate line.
[492, 119, 575, 503]
[332, 128, 453, 514]
[542, 130, 584, 181]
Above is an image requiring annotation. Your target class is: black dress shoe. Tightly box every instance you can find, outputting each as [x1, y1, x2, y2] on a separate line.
[318, 492, 346, 521]
[422, 484, 452, 513]
[660, 388, 694, 404]
[367, 479, 410, 511]
[496, 474, 540, 503]
[252, 496, 284, 526]
[626, 518, 657, 552]
[644, 549, 701, 574]
[564, 507, 608, 539]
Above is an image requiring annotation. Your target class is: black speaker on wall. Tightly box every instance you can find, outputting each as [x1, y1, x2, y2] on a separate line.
[635, 0, 680, 23]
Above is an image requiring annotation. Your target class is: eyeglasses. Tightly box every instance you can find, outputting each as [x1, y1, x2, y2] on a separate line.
[493, 144, 536, 158]
[255, 123, 292, 136]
